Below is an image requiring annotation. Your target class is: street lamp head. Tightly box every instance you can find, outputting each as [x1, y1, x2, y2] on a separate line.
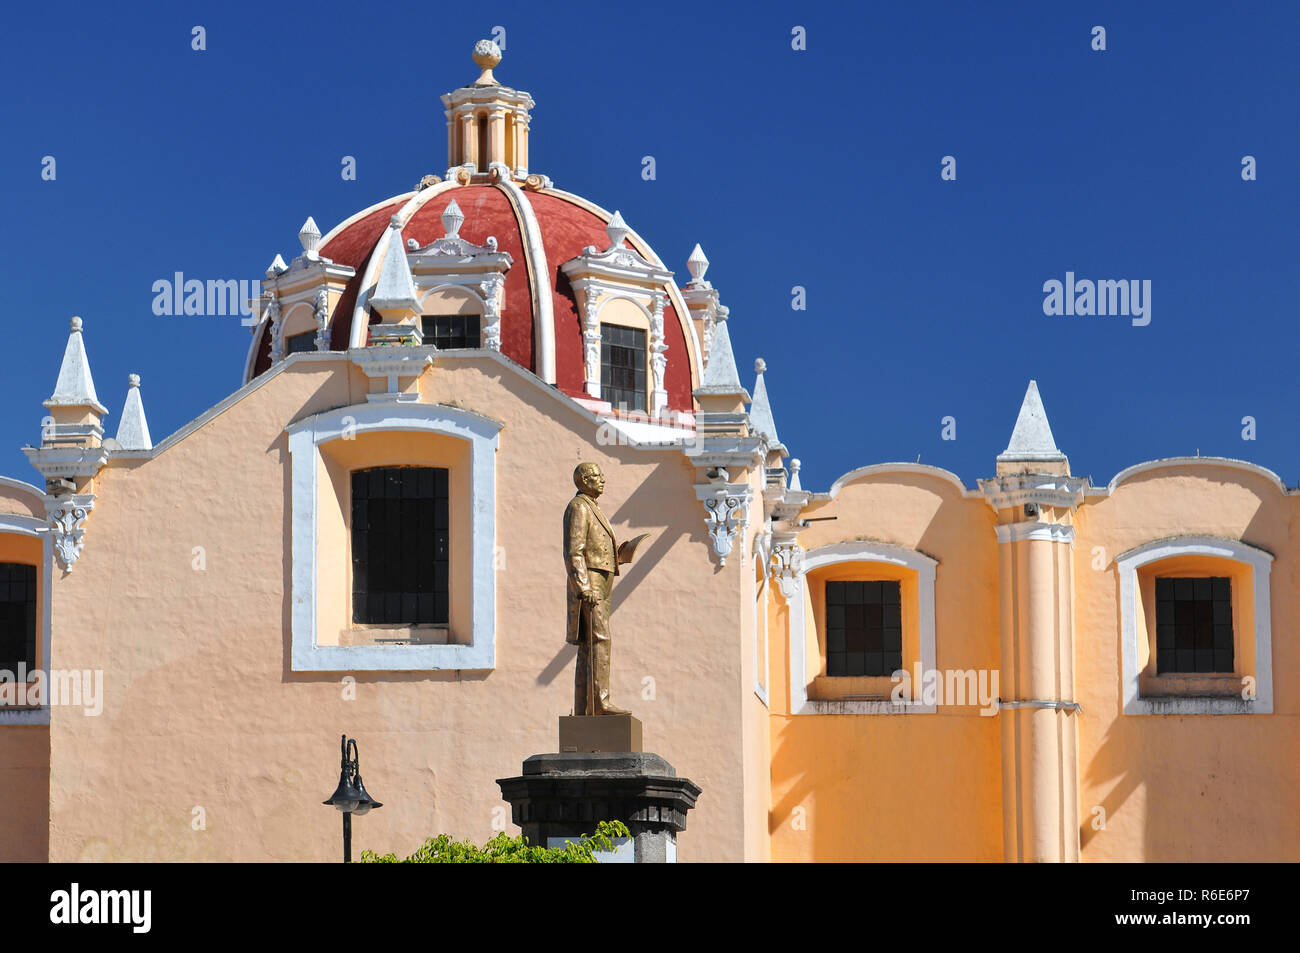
[351, 771, 383, 816]
[323, 734, 382, 814]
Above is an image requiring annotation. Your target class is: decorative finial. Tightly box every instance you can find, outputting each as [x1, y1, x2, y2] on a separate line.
[128, 373, 140, 388]
[70, 316, 83, 332]
[754, 357, 766, 374]
[266, 254, 288, 278]
[442, 199, 465, 239]
[789, 459, 802, 491]
[605, 210, 629, 250]
[472, 39, 502, 84]
[687, 244, 709, 283]
[299, 217, 321, 259]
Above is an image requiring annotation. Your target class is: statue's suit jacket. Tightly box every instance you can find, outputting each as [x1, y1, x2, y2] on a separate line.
[564, 493, 619, 644]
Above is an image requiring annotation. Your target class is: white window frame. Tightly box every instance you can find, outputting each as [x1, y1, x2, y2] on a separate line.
[1116, 535, 1273, 715]
[286, 402, 500, 671]
[787, 541, 938, 715]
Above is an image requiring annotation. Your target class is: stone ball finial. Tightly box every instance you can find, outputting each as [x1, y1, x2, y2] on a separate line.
[754, 358, 766, 374]
[128, 373, 141, 388]
[790, 458, 801, 472]
[70, 316, 83, 332]
[473, 39, 502, 68]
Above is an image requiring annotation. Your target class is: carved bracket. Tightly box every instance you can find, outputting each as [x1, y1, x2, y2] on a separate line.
[48, 494, 94, 572]
[771, 538, 805, 602]
[695, 483, 751, 567]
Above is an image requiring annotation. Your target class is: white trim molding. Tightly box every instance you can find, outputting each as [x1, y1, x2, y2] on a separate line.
[787, 541, 938, 715]
[994, 520, 1075, 545]
[1116, 535, 1274, 715]
[0, 514, 54, 725]
[286, 402, 501, 671]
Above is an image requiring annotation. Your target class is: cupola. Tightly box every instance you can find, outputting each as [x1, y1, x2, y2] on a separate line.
[442, 40, 534, 179]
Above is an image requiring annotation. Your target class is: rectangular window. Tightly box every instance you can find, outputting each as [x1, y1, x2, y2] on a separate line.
[1156, 576, 1233, 673]
[351, 467, 449, 625]
[286, 330, 316, 354]
[421, 314, 481, 350]
[0, 563, 37, 673]
[600, 323, 646, 412]
[826, 580, 902, 677]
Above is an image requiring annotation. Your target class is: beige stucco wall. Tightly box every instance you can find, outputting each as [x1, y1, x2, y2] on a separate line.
[44, 354, 748, 861]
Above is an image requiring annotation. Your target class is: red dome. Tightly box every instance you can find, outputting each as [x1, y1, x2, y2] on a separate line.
[251, 184, 699, 414]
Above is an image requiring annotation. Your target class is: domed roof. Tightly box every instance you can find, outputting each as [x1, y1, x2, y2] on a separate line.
[249, 179, 703, 415]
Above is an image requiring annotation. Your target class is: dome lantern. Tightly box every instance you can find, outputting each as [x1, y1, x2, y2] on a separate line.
[442, 40, 536, 180]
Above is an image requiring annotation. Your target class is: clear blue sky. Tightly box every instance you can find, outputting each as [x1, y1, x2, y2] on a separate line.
[2, 1, 1296, 491]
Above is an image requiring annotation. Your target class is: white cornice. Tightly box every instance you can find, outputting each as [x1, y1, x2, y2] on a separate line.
[815, 463, 975, 500]
[978, 472, 1088, 510]
[1103, 456, 1292, 496]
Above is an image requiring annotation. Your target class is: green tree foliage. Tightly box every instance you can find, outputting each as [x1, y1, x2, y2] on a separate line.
[359, 820, 631, 863]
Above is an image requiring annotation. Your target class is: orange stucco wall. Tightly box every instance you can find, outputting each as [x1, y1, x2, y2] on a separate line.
[1073, 464, 1300, 861]
[768, 471, 1004, 861]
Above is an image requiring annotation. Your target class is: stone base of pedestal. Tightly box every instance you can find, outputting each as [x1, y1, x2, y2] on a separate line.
[496, 751, 701, 863]
[559, 714, 642, 752]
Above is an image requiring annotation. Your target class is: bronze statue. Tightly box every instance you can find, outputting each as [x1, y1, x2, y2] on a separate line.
[564, 462, 647, 716]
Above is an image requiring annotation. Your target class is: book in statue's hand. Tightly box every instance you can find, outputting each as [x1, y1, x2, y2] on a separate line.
[617, 533, 651, 565]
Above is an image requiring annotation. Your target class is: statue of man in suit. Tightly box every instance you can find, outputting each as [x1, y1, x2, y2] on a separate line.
[564, 462, 645, 716]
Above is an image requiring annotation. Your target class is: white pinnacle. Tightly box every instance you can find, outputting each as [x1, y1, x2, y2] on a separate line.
[999, 380, 1066, 461]
[45, 316, 107, 413]
[442, 200, 465, 240]
[115, 374, 153, 451]
[687, 244, 709, 284]
[696, 306, 747, 398]
[299, 216, 321, 259]
[370, 216, 420, 313]
[266, 254, 288, 278]
[605, 211, 629, 250]
[748, 357, 785, 454]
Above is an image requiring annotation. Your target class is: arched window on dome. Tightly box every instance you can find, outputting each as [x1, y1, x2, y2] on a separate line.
[595, 298, 652, 414]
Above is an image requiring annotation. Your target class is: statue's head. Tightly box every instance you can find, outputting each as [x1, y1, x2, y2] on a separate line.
[574, 462, 605, 498]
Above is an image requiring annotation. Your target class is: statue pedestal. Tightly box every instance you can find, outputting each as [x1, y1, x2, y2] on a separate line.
[496, 750, 701, 863]
[559, 714, 642, 752]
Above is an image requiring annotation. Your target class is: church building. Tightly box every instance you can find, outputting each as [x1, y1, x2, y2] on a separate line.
[1, 41, 1295, 862]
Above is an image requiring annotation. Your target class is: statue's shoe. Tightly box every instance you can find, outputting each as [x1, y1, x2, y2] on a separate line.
[595, 704, 630, 716]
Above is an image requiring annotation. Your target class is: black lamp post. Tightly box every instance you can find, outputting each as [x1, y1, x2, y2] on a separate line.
[322, 734, 383, 862]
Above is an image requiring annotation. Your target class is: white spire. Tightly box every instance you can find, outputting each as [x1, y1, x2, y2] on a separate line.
[115, 374, 152, 451]
[749, 357, 786, 454]
[266, 254, 288, 278]
[369, 216, 421, 314]
[998, 380, 1066, 462]
[696, 306, 748, 397]
[789, 458, 803, 491]
[686, 244, 709, 284]
[45, 316, 107, 413]
[605, 210, 629, 250]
